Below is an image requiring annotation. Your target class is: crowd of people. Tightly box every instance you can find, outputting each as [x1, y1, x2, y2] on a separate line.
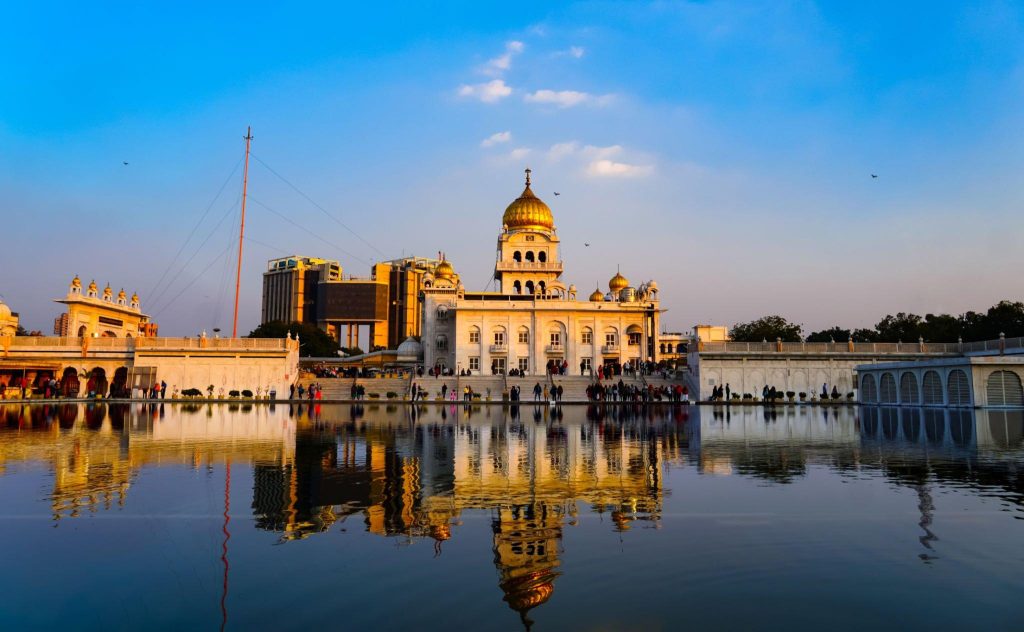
[586, 381, 688, 403]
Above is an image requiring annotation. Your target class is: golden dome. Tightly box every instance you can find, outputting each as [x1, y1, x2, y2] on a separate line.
[589, 287, 604, 302]
[434, 258, 455, 280]
[0, 300, 11, 319]
[117, 288, 127, 301]
[502, 168, 554, 231]
[103, 284, 112, 297]
[71, 275, 81, 288]
[609, 270, 629, 293]
[131, 292, 139, 303]
[87, 280, 98, 293]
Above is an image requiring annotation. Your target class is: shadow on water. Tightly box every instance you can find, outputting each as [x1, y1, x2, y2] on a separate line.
[1, 402, 1023, 629]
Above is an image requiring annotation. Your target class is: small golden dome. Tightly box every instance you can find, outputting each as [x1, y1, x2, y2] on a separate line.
[103, 284, 112, 297]
[0, 300, 11, 319]
[87, 280, 98, 293]
[502, 168, 554, 231]
[71, 275, 82, 288]
[609, 270, 629, 293]
[434, 259, 455, 280]
[117, 288, 127, 301]
[131, 292, 139, 303]
[589, 288, 604, 302]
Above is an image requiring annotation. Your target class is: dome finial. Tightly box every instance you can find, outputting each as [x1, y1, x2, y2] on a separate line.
[525, 167, 531, 187]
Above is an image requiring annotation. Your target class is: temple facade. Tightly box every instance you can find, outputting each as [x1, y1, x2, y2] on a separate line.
[422, 170, 663, 376]
[53, 276, 157, 338]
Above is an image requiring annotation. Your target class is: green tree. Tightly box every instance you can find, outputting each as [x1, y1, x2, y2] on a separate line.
[730, 316, 803, 342]
[874, 312, 923, 342]
[979, 300, 1024, 340]
[806, 327, 851, 343]
[247, 321, 338, 357]
[851, 328, 880, 342]
[920, 313, 962, 342]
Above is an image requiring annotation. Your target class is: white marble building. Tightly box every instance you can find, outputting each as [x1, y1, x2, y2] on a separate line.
[422, 170, 662, 376]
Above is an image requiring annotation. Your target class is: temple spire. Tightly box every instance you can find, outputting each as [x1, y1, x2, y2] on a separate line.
[525, 167, 531, 187]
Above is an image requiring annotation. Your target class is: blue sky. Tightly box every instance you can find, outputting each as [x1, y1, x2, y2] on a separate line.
[2, 1, 1023, 336]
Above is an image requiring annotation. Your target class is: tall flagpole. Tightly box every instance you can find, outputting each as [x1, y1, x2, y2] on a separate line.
[232, 127, 252, 338]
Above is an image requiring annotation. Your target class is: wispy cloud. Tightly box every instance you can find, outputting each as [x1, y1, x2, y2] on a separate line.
[524, 89, 613, 108]
[458, 79, 513, 103]
[481, 131, 512, 147]
[481, 41, 525, 76]
[553, 46, 585, 59]
[508, 147, 531, 161]
[544, 142, 654, 178]
[586, 159, 653, 178]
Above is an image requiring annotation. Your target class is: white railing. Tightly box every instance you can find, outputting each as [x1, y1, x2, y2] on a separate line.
[4, 336, 292, 352]
[695, 341, 965, 354]
[601, 344, 619, 354]
[545, 344, 565, 354]
[489, 344, 508, 354]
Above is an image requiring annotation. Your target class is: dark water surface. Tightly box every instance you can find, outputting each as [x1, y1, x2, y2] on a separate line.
[1, 402, 1022, 631]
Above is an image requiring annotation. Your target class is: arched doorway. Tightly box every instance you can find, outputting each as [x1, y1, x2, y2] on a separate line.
[947, 369, 970, 407]
[860, 374, 877, 403]
[922, 371, 942, 405]
[111, 367, 129, 398]
[986, 370, 1024, 407]
[879, 373, 897, 404]
[900, 373, 920, 404]
[60, 367, 80, 398]
[86, 367, 108, 398]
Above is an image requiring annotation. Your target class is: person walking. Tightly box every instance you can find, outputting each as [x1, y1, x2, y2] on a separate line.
[725, 383, 731, 401]
[533, 382, 542, 402]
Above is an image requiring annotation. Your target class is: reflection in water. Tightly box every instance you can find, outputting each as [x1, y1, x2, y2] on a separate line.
[1, 402, 1023, 628]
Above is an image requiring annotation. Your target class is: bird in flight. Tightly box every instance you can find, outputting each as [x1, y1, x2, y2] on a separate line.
[585, 243, 590, 247]
[553, 192, 560, 196]
[123, 161, 129, 165]
[871, 174, 878, 178]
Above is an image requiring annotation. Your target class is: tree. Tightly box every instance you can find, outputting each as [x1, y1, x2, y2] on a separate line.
[730, 316, 803, 342]
[806, 327, 850, 343]
[980, 300, 1024, 340]
[851, 328, 880, 342]
[920, 313, 962, 342]
[248, 321, 338, 358]
[874, 312, 923, 342]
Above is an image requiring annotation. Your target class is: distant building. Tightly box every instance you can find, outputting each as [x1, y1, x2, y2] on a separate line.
[0, 298, 19, 336]
[53, 276, 157, 338]
[261, 256, 341, 325]
[261, 255, 439, 353]
[693, 324, 729, 343]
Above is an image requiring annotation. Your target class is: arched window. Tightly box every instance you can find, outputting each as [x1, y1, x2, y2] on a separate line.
[538, 251, 547, 263]
[659, 343, 666, 353]
[626, 324, 643, 347]
[879, 373, 897, 403]
[517, 326, 529, 344]
[77, 325, 87, 337]
[436, 335, 448, 351]
[900, 373, 920, 404]
[468, 326, 480, 344]
[513, 251, 522, 262]
[525, 251, 535, 262]
[676, 343, 686, 353]
[923, 371, 943, 405]
[538, 281, 546, 296]
[861, 374, 877, 403]
[436, 305, 448, 319]
[604, 327, 618, 349]
[492, 326, 507, 347]
[947, 369, 970, 406]
[513, 280, 522, 294]
[987, 370, 1024, 407]
[581, 327, 593, 345]
[525, 281, 535, 295]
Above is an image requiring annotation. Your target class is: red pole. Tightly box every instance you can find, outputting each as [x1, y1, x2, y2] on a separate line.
[232, 127, 252, 338]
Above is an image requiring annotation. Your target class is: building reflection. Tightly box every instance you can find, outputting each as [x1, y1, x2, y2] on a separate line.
[2, 402, 1023, 625]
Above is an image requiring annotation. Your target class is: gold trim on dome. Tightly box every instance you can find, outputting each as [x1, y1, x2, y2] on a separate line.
[502, 168, 554, 231]
[589, 288, 604, 302]
[434, 259, 455, 280]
